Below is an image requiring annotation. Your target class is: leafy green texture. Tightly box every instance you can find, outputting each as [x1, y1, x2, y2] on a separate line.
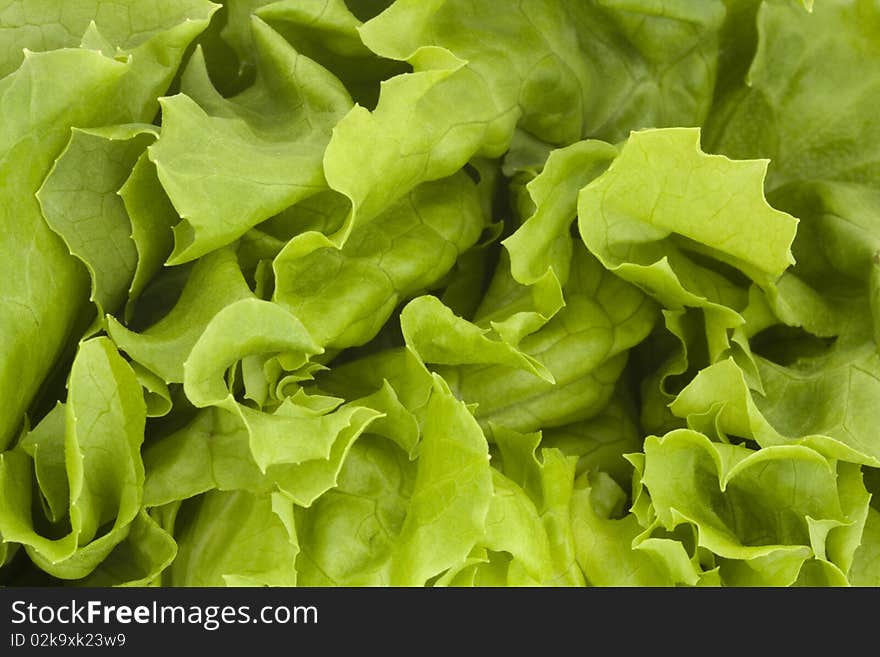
[168, 490, 299, 586]
[0, 2, 216, 451]
[150, 17, 353, 263]
[436, 244, 657, 435]
[0, 47, 123, 451]
[0, 338, 145, 579]
[107, 247, 253, 384]
[38, 124, 159, 318]
[273, 172, 485, 349]
[2, 0, 877, 588]
[639, 430, 855, 586]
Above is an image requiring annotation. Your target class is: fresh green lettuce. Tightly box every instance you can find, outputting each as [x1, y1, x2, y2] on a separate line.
[1, 0, 877, 587]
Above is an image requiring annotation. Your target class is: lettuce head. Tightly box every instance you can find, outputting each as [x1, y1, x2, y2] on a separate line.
[1, 0, 878, 587]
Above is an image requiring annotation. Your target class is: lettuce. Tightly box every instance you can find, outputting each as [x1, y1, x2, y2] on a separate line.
[1, 0, 878, 587]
